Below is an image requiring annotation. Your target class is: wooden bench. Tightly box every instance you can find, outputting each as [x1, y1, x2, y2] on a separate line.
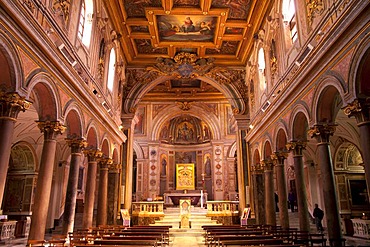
[205, 229, 264, 246]
[220, 238, 284, 246]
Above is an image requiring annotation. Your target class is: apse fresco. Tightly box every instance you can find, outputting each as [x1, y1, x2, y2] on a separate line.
[157, 15, 216, 42]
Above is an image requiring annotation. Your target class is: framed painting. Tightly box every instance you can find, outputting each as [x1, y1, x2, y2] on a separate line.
[176, 163, 195, 190]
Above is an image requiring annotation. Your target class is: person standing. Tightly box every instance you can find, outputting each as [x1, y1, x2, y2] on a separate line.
[313, 203, 324, 232]
[288, 190, 296, 212]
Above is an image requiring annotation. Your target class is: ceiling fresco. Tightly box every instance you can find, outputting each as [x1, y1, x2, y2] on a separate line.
[107, 0, 273, 66]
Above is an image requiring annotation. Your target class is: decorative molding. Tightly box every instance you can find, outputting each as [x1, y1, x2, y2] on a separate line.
[52, 0, 71, 24]
[306, 0, 324, 26]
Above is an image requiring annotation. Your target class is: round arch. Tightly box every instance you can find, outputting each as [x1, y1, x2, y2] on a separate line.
[123, 74, 246, 117]
[85, 122, 100, 149]
[63, 101, 85, 138]
[26, 72, 62, 121]
[0, 31, 23, 92]
[151, 104, 222, 141]
[289, 104, 311, 141]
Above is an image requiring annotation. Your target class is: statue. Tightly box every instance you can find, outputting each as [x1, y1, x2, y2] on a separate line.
[161, 157, 167, 176]
[205, 156, 211, 176]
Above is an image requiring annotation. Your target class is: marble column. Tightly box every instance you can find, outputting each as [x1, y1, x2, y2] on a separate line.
[271, 151, 290, 229]
[308, 124, 342, 245]
[62, 138, 87, 235]
[251, 163, 265, 225]
[0, 92, 31, 213]
[286, 141, 310, 232]
[108, 163, 121, 225]
[343, 99, 370, 199]
[82, 149, 102, 229]
[29, 121, 66, 241]
[96, 158, 112, 226]
[262, 160, 276, 226]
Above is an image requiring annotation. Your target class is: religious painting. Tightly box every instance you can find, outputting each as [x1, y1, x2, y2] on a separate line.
[134, 106, 145, 134]
[175, 121, 196, 143]
[176, 163, 195, 190]
[157, 15, 216, 42]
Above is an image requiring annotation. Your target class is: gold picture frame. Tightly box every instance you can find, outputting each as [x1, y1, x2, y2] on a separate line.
[176, 163, 195, 190]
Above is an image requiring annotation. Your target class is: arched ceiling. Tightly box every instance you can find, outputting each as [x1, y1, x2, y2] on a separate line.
[105, 0, 273, 66]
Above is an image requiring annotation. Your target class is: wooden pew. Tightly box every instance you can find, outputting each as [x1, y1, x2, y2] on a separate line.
[220, 238, 285, 246]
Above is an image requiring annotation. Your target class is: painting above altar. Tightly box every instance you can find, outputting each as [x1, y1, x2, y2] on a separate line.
[176, 163, 195, 190]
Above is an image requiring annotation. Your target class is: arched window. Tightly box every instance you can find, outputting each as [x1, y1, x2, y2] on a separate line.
[107, 48, 116, 92]
[258, 47, 266, 91]
[78, 0, 94, 48]
[282, 0, 297, 43]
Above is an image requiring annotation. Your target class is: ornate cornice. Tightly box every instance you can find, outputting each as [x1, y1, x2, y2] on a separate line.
[52, 0, 71, 24]
[306, 0, 324, 26]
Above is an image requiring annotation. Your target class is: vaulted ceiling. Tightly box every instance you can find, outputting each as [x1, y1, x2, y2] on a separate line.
[104, 0, 273, 67]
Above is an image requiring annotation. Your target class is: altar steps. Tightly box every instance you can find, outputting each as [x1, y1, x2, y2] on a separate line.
[151, 206, 219, 246]
[151, 206, 220, 229]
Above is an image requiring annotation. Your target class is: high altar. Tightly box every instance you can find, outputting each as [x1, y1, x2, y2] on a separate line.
[164, 163, 207, 206]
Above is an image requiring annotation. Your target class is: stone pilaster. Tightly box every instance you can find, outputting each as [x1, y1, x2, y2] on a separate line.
[0, 92, 31, 213]
[29, 121, 66, 241]
[62, 138, 87, 235]
[121, 114, 134, 212]
[286, 141, 310, 232]
[82, 149, 103, 229]
[271, 151, 290, 229]
[308, 123, 342, 245]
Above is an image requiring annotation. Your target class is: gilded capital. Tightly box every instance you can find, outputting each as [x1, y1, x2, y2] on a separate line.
[271, 151, 288, 164]
[99, 158, 113, 169]
[286, 141, 307, 156]
[66, 138, 88, 153]
[308, 123, 336, 143]
[84, 149, 103, 162]
[251, 163, 263, 174]
[36, 121, 66, 140]
[342, 99, 370, 124]
[261, 159, 274, 171]
[0, 92, 32, 120]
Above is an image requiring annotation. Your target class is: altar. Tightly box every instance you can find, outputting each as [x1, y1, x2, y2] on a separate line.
[164, 191, 207, 206]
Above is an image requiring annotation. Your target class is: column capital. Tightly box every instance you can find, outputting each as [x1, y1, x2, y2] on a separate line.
[84, 149, 103, 161]
[251, 163, 264, 174]
[261, 159, 274, 171]
[109, 163, 122, 172]
[66, 137, 88, 153]
[271, 151, 289, 164]
[36, 120, 66, 140]
[286, 141, 307, 156]
[121, 113, 135, 129]
[99, 158, 113, 169]
[342, 98, 370, 125]
[308, 123, 336, 143]
[0, 91, 32, 120]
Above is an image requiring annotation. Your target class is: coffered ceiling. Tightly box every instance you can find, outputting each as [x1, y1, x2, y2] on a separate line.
[105, 0, 273, 67]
